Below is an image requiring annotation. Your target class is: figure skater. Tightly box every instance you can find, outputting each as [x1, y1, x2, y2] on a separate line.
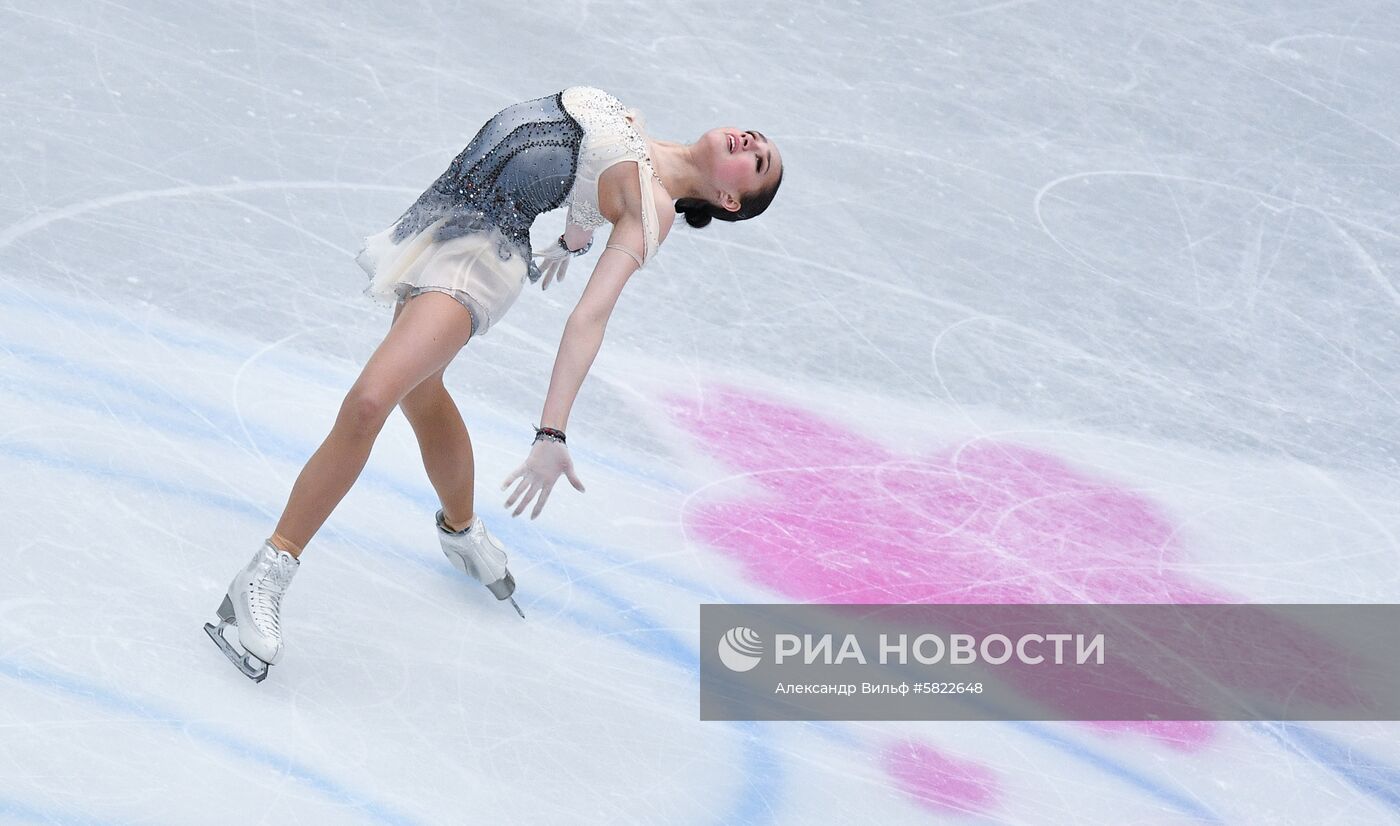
[203, 85, 784, 681]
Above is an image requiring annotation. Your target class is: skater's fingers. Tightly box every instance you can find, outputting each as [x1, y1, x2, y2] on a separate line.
[531, 482, 556, 519]
[511, 480, 539, 516]
[501, 464, 526, 491]
[504, 476, 531, 508]
[562, 458, 585, 492]
[564, 465, 585, 493]
[511, 484, 538, 517]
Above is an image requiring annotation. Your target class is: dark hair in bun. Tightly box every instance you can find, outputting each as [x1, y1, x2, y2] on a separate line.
[674, 165, 784, 229]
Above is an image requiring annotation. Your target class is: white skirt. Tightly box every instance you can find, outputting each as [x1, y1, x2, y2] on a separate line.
[356, 216, 527, 338]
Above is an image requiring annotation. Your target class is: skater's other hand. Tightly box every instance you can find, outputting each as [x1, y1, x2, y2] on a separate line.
[532, 239, 579, 291]
[501, 439, 585, 519]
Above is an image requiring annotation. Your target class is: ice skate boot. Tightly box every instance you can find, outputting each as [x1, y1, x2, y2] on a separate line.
[203, 540, 300, 682]
[436, 509, 524, 618]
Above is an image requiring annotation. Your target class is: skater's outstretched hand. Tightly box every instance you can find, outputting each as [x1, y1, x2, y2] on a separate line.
[502, 439, 585, 519]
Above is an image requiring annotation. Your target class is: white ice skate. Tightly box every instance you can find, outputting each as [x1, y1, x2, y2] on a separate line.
[203, 540, 300, 682]
[436, 509, 524, 618]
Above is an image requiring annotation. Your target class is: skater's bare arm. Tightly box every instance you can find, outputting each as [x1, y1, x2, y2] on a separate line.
[537, 166, 673, 430]
[536, 216, 647, 430]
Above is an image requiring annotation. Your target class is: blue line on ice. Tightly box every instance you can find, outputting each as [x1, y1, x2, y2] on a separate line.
[1254, 722, 1400, 809]
[0, 656, 422, 826]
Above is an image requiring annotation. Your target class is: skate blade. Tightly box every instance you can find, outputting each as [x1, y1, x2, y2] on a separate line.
[487, 572, 523, 618]
[444, 550, 520, 615]
[486, 570, 516, 601]
[203, 620, 270, 683]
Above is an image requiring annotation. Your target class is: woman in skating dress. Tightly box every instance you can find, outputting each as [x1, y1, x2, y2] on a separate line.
[203, 86, 784, 681]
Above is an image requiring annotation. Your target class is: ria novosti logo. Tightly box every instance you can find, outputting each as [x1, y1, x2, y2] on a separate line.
[715, 628, 1107, 670]
[718, 626, 763, 672]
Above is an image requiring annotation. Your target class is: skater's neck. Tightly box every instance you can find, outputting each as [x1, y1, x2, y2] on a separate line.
[646, 138, 710, 203]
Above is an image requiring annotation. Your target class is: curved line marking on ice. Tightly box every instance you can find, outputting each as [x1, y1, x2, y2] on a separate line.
[0, 450, 774, 822]
[0, 291, 689, 495]
[0, 180, 416, 252]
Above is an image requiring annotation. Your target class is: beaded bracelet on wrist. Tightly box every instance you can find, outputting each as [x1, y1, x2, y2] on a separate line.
[533, 424, 567, 445]
[556, 235, 592, 257]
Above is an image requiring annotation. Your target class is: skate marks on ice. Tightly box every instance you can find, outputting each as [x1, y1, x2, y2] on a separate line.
[2, 281, 1395, 823]
[662, 383, 1400, 821]
[0, 654, 420, 825]
[0, 289, 788, 825]
[4, 247, 1399, 823]
[0, 180, 418, 254]
[665, 384, 1211, 818]
[881, 741, 999, 816]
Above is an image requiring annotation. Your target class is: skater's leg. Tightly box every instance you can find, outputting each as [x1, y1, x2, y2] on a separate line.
[390, 309, 520, 615]
[388, 300, 476, 531]
[270, 291, 475, 555]
[400, 367, 477, 532]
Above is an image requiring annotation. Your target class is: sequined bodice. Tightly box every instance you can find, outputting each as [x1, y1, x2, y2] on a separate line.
[388, 91, 585, 284]
[385, 86, 663, 283]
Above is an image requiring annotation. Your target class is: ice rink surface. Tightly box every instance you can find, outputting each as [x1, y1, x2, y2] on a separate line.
[3, 0, 1400, 822]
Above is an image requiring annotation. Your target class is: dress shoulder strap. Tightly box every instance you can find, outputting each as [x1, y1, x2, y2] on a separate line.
[621, 114, 663, 268]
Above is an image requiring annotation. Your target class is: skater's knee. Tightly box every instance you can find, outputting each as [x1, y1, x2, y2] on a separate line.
[338, 386, 397, 436]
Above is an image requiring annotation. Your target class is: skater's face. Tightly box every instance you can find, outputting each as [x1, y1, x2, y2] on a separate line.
[703, 127, 781, 214]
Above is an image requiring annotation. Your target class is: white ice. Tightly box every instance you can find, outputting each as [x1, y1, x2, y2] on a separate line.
[3, 0, 1400, 823]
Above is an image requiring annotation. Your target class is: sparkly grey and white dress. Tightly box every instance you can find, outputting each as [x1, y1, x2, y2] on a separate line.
[357, 86, 666, 337]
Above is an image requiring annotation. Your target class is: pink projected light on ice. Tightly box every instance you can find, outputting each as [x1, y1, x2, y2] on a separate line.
[882, 741, 1000, 815]
[666, 385, 1233, 813]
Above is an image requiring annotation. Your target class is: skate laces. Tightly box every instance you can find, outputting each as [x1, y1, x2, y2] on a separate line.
[482, 529, 506, 560]
[441, 519, 507, 581]
[467, 524, 507, 570]
[251, 551, 298, 638]
[457, 521, 502, 559]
